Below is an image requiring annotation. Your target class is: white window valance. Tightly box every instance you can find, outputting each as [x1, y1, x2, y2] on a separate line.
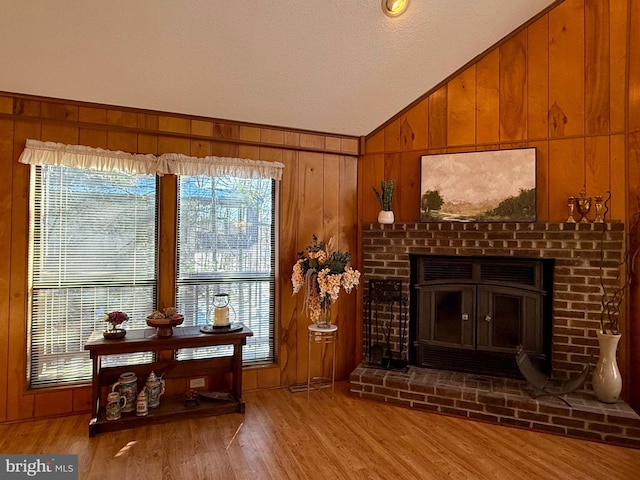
[157, 153, 283, 180]
[18, 139, 160, 175]
[18, 139, 284, 181]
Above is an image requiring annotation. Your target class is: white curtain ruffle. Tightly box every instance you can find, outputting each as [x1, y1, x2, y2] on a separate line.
[18, 139, 160, 175]
[157, 153, 284, 180]
[18, 139, 285, 181]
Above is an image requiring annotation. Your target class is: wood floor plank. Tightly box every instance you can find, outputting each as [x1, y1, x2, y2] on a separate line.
[0, 383, 638, 479]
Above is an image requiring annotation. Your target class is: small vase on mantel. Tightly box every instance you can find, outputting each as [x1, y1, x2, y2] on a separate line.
[592, 331, 622, 403]
[378, 210, 394, 225]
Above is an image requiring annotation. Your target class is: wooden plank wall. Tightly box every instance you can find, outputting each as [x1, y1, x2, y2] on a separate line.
[628, 0, 640, 410]
[0, 92, 359, 422]
[360, 0, 640, 408]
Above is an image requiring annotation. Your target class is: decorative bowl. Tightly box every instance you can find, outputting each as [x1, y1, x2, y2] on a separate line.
[146, 315, 184, 338]
[103, 328, 127, 340]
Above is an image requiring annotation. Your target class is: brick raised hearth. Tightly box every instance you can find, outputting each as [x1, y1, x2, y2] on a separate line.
[350, 222, 640, 448]
[350, 365, 640, 449]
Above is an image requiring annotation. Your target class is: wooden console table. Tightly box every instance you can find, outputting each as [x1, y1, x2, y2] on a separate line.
[84, 324, 253, 436]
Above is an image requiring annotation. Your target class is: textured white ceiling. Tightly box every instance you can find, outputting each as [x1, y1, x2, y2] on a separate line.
[0, 0, 555, 137]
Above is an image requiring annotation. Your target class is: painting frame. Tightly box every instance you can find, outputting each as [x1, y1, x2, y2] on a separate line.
[420, 148, 537, 222]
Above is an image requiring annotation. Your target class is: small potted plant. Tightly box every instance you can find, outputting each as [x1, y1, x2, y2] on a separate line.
[102, 311, 129, 339]
[373, 179, 395, 224]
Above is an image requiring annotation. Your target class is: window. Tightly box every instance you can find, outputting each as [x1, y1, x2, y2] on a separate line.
[29, 165, 157, 387]
[21, 140, 283, 388]
[176, 175, 276, 362]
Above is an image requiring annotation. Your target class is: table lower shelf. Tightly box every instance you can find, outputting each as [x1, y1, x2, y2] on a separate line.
[89, 394, 244, 436]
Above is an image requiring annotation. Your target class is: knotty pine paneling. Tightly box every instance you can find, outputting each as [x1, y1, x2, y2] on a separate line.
[79, 128, 108, 149]
[447, 66, 476, 146]
[0, 97, 13, 114]
[336, 155, 358, 379]
[365, 129, 385, 154]
[476, 50, 500, 144]
[108, 130, 138, 153]
[107, 110, 137, 128]
[585, 136, 611, 203]
[279, 149, 300, 386]
[41, 103, 78, 123]
[42, 124, 78, 145]
[610, 0, 628, 132]
[384, 117, 402, 152]
[500, 30, 528, 141]
[629, 132, 640, 408]
[528, 141, 550, 220]
[609, 134, 626, 220]
[630, 0, 640, 132]
[359, 154, 385, 223]
[628, 0, 640, 408]
[360, 0, 639, 407]
[0, 91, 360, 422]
[0, 118, 13, 422]
[528, 16, 550, 140]
[158, 116, 190, 135]
[158, 175, 178, 310]
[8, 120, 38, 421]
[585, 0, 611, 135]
[399, 152, 422, 224]
[296, 151, 326, 383]
[549, 0, 585, 138]
[401, 97, 428, 151]
[190, 139, 212, 158]
[34, 390, 74, 418]
[79, 106, 107, 124]
[428, 85, 448, 148]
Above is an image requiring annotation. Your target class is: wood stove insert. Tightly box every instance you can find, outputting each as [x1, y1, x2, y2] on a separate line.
[410, 255, 554, 378]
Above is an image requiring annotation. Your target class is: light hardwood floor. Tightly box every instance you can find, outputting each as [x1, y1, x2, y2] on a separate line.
[1, 383, 639, 480]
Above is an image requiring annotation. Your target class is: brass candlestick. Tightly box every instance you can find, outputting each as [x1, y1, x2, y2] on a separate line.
[566, 197, 576, 223]
[594, 195, 604, 223]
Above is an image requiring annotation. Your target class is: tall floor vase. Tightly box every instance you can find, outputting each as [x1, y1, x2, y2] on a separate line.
[592, 331, 622, 403]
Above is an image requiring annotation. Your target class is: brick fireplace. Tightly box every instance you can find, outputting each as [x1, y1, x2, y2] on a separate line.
[350, 222, 640, 448]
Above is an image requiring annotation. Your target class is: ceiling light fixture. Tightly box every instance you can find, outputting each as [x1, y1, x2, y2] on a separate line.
[382, 0, 409, 17]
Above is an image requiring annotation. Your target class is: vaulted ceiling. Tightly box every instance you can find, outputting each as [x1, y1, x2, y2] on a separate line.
[1, 0, 556, 137]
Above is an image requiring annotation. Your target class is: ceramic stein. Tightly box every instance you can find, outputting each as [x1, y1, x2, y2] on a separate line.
[112, 372, 137, 413]
[136, 388, 149, 416]
[105, 391, 127, 421]
[145, 371, 165, 408]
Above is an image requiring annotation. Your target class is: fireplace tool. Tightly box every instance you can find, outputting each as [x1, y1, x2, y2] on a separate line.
[370, 306, 384, 364]
[366, 279, 408, 369]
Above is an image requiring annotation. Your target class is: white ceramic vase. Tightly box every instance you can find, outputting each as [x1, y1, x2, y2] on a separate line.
[378, 210, 394, 224]
[592, 331, 622, 403]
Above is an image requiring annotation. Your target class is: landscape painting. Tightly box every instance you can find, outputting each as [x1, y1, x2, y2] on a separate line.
[420, 148, 536, 222]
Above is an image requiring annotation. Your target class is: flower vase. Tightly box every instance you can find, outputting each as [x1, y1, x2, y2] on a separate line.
[103, 328, 126, 340]
[592, 331, 622, 403]
[316, 303, 332, 329]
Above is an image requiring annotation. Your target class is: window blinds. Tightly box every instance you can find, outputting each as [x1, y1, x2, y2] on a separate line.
[175, 175, 276, 363]
[28, 166, 157, 387]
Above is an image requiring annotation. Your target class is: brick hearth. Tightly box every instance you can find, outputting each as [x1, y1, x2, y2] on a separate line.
[350, 221, 640, 448]
[350, 365, 640, 449]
